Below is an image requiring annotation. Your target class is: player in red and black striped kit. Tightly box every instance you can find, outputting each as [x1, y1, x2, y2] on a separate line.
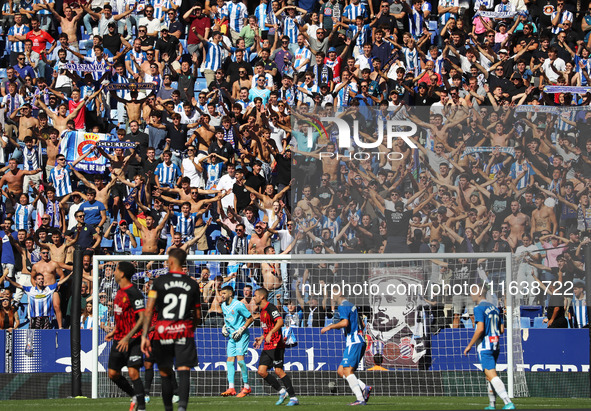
[105, 261, 147, 411]
[141, 248, 201, 411]
[254, 287, 299, 406]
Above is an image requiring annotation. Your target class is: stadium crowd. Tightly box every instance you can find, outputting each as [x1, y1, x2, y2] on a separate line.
[0, 0, 588, 333]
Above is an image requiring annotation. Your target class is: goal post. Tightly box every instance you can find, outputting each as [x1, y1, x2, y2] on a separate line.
[91, 252, 526, 399]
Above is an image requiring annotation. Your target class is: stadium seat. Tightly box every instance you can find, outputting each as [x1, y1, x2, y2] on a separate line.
[520, 317, 531, 328]
[520, 305, 543, 321]
[194, 78, 207, 92]
[533, 317, 547, 328]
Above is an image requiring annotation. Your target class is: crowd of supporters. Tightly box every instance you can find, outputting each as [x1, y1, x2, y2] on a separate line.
[0, 0, 588, 331]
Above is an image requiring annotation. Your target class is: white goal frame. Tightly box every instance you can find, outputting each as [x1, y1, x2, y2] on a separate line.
[91, 252, 517, 399]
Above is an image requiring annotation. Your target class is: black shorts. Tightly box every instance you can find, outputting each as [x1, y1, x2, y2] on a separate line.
[111, 182, 128, 199]
[152, 337, 198, 370]
[108, 338, 143, 371]
[259, 347, 285, 370]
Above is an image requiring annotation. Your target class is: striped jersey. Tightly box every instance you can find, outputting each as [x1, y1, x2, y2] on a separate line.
[152, 0, 170, 21]
[343, 3, 367, 21]
[111, 72, 131, 99]
[222, 298, 252, 333]
[24, 283, 58, 318]
[402, 47, 420, 75]
[474, 300, 502, 352]
[408, 8, 424, 39]
[49, 166, 73, 197]
[206, 161, 224, 189]
[173, 211, 197, 237]
[294, 46, 311, 72]
[155, 161, 181, 187]
[23, 145, 40, 171]
[572, 293, 588, 328]
[44, 200, 61, 229]
[254, 3, 269, 31]
[282, 14, 301, 43]
[224, 1, 248, 32]
[338, 299, 364, 346]
[336, 81, 357, 107]
[15, 204, 34, 231]
[509, 160, 535, 190]
[551, 10, 573, 34]
[125, 49, 148, 74]
[438, 0, 458, 27]
[348, 23, 371, 48]
[203, 41, 224, 71]
[7, 24, 30, 53]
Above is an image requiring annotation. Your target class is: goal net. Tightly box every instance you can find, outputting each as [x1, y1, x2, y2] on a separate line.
[91, 253, 528, 399]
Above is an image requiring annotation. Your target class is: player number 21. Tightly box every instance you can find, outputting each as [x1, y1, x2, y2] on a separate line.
[162, 294, 188, 319]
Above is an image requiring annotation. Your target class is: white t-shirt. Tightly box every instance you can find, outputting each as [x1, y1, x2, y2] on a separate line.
[182, 157, 204, 188]
[217, 173, 236, 212]
[541, 58, 566, 83]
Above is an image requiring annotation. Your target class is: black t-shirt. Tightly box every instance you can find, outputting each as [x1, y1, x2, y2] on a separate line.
[532, 48, 549, 67]
[143, 158, 160, 184]
[169, 20, 186, 39]
[164, 122, 189, 151]
[413, 92, 437, 106]
[384, 209, 412, 237]
[245, 171, 266, 193]
[155, 35, 180, 61]
[139, 36, 155, 50]
[316, 186, 333, 206]
[232, 182, 250, 213]
[103, 33, 122, 58]
[274, 153, 291, 186]
[208, 140, 234, 159]
[489, 193, 511, 222]
[126, 131, 149, 164]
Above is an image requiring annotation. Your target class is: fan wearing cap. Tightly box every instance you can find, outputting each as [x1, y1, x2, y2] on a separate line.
[323, 46, 347, 83]
[104, 220, 138, 255]
[507, 72, 527, 97]
[155, 27, 182, 69]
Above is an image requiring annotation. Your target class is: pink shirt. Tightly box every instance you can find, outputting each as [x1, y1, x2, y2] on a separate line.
[542, 241, 567, 268]
[472, 16, 490, 35]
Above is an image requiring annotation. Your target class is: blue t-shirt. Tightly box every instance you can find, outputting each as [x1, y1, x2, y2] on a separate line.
[1, 234, 15, 265]
[79, 200, 106, 226]
[222, 298, 252, 333]
[474, 300, 503, 352]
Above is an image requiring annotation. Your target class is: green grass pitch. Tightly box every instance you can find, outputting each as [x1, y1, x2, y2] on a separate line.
[0, 396, 589, 410]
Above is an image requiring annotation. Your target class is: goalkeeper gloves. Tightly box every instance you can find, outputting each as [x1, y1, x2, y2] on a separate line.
[222, 325, 230, 338]
[232, 326, 246, 341]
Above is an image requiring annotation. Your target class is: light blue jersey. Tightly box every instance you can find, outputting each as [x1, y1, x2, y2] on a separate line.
[222, 298, 252, 333]
[222, 298, 252, 357]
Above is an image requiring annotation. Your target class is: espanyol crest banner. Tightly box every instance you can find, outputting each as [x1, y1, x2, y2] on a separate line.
[59, 131, 113, 174]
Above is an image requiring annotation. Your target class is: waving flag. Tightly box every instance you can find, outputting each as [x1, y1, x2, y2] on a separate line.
[59, 131, 112, 174]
